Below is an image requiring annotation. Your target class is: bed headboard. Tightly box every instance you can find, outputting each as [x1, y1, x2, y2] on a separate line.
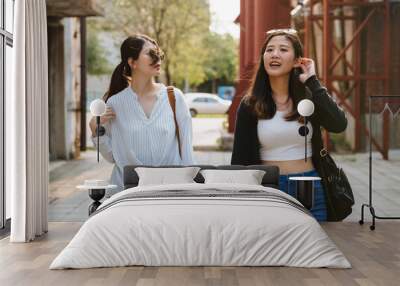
[123, 165, 280, 189]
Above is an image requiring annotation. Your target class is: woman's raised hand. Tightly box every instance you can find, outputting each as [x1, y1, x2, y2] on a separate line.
[294, 57, 316, 83]
[99, 107, 116, 124]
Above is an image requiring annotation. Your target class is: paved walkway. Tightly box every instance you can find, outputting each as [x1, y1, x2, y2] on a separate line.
[49, 150, 400, 223]
[48, 150, 231, 221]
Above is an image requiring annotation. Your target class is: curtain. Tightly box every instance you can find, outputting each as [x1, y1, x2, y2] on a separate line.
[9, 0, 49, 242]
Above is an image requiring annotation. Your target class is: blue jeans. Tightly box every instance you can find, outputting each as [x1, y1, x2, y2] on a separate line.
[279, 169, 327, 221]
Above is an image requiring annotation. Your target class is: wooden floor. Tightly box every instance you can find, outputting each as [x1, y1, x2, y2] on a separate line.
[1, 221, 399, 286]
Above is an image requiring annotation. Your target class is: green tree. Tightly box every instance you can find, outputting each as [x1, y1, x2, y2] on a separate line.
[86, 32, 113, 75]
[95, 0, 210, 86]
[202, 32, 238, 91]
[170, 34, 209, 88]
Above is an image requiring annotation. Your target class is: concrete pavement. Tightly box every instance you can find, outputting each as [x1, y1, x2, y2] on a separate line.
[49, 149, 400, 224]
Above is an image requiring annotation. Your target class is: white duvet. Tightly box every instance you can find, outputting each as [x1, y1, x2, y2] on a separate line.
[50, 183, 351, 269]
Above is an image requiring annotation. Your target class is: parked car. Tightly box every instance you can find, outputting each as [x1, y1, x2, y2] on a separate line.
[184, 93, 231, 117]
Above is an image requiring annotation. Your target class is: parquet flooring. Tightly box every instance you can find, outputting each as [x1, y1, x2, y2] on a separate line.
[1, 222, 399, 286]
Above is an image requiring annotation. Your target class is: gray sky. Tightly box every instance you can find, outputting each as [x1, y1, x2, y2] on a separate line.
[209, 0, 240, 38]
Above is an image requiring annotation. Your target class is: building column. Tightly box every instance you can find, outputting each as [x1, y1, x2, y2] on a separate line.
[47, 17, 67, 160]
[229, 0, 291, 132]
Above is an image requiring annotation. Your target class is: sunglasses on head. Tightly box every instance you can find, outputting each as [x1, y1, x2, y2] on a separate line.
[148, 48, 165, 64]
[266, 28, 298, 36]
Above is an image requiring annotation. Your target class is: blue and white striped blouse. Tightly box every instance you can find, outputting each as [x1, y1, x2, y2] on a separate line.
[93, 85, 195, 189]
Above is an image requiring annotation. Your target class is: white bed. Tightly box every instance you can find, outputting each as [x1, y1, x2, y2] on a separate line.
[50, 183, 351, 269]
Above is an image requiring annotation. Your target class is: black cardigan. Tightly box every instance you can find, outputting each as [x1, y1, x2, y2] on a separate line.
[230, 76, 348, 220]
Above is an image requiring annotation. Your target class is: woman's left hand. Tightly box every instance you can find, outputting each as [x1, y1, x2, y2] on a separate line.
[294, 57, 316, 83]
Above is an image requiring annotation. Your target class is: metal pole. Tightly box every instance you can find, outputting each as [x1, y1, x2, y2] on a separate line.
[382, 0, 390, 160]
[305, 118, 307, 162]
[369, 96, 372, 207]
[80, 17, 87, 151]
[96, 117, 100, 162]
[354, 7, 361, 151]
[322, 0, 331, 150]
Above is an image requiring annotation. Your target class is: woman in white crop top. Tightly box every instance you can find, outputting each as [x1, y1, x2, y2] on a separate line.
[231, 29, 348, 221]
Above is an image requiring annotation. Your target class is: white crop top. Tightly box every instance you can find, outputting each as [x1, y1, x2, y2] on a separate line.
[257, 111, 313, 161]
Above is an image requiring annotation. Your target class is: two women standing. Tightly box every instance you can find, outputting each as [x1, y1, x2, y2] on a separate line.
[90, 30, 348, 222]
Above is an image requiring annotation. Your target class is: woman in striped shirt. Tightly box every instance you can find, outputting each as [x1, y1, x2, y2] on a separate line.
[89, 35, 195, 190]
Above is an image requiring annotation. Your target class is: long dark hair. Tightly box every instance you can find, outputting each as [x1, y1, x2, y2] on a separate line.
[103, 34, 163, 102]
[244, 30, 306, 121]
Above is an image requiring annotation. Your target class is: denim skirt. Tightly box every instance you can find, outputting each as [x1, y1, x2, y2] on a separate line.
[279, 169, 327, 221]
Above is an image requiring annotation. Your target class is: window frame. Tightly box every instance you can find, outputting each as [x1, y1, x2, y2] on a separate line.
[206, 98, 219, 103]
[1, 0, 14, 231]
[193, 97, 207, 103]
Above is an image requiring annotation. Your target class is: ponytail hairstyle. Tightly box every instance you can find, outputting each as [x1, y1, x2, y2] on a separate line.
[103, 34, 163, 102]
[244, 29, 306, 122]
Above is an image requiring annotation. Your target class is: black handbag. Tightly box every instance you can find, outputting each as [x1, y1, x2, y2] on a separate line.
[318, 149, 354, 221]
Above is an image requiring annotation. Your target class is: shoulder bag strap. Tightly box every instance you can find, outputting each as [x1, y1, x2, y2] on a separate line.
[166, 86, 182, 159]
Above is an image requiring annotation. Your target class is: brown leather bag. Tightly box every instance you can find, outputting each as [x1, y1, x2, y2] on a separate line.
[166, 86, 182, 158]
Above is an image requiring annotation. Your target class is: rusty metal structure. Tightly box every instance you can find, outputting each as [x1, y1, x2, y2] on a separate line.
[295, 0, 393, 159]
[231, 0, 398, 159]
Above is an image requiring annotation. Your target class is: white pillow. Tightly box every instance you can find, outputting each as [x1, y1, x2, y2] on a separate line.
[135, 167, 201, 186]
[200, 169, 266, 185]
